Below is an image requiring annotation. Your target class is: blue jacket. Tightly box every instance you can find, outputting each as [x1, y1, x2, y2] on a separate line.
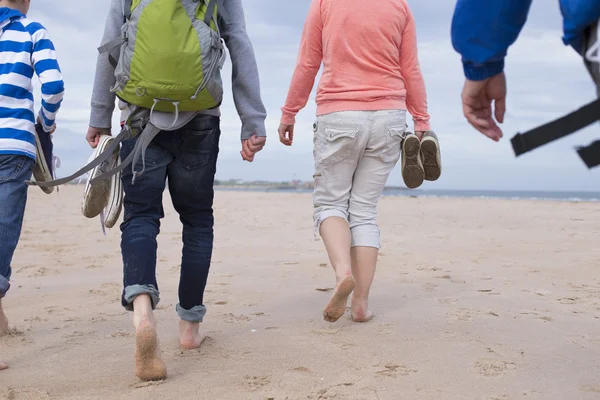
[451, 0, 600, 81]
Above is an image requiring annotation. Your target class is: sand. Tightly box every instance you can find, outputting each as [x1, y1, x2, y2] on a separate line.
[1, 187, 599, 399]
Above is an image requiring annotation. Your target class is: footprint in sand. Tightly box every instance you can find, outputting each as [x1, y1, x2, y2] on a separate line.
[581, 386, 600, 393]
[449, 308, 475, 322]
[23, 316, 47, 323]
[223, 313, 250, 323]
[111, 330, 134, 338]
[438, 298, 458, 305]
[377, 323, 395, 335]
[291, 366, 312, 373]
[422, 283, 437, 292]
[474, 359, 517, 377]
[214, 301, 228, 305]
[61, 330, 93, 344]
[311, 328, 342, 336]
[3, 387, 51, 399]
[29, 267, 60, 278]
[0, 327, 30, 345]
[375, 363, 417, 378]
[243, 375, 271, 392]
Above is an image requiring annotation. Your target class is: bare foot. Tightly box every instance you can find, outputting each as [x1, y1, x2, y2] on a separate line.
[0, 361, 7, 370]
[179, 320, 205, 349]
[323, 276, 355, 322]
[351, 300, 373, 323]
[135, 319, 167, 381]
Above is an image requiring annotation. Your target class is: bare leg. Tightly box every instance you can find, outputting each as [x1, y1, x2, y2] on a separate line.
[320, 217, 356, 322]
[0, 299, 7, 370]
[132, 294, 167, 381]
[179, 320, 205, 349]
[350, 246, 378, 322]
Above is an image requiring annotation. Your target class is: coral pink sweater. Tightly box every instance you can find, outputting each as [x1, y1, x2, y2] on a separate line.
[281, 0, 431, 132]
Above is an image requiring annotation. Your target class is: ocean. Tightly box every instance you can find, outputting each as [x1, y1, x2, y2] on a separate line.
[215, 186, 600, 202]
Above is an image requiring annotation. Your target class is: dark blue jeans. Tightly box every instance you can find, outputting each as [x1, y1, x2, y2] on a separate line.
[120, 115, 220, 322]
[0, 155, 34, 298]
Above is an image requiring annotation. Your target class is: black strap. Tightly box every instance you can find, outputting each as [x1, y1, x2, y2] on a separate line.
[511, 99, 600, 157]
[577, 139, 600, 168]
[204, 0, 218, 26]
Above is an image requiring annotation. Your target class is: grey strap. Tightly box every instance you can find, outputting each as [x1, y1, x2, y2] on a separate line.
[131, 123, 162, 184]
[89, 123, 162, 186]
[98, 37, 124, 68]
[26, 127, 131, 188]
[216, 0, 229, 23]
[204, 0, 218, 26]
[124, 0, 133, 21]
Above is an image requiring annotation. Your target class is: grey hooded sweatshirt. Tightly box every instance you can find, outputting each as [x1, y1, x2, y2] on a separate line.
[89, 0, 267, 140]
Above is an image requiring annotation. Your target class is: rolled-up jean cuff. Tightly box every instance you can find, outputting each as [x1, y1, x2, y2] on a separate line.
[123, 284, 160, 311]
[350, 225, 381, 249]
[0, 276, 9, 298]
[176, 304, 207, 323]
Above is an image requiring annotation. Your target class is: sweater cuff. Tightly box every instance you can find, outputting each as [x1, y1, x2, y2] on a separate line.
[241, 116, 266, 140]
[280, 110, 296, 126]
[462, 60, 505, 81]
[89, 104, 114, 129]
[414, 119, 431, 132]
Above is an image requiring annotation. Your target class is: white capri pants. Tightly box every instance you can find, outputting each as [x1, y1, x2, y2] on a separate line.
[312, 110, 407, 249]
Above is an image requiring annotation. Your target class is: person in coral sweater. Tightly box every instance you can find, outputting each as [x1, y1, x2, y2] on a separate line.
[278, 0, 440, 323]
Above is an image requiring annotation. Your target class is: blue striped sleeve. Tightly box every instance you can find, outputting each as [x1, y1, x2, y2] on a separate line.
[30, 25, 64, 133]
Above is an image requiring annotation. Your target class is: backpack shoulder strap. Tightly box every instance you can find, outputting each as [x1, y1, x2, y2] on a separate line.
[124, 0, 133, 22]
[511, 99, 600, 158]
[510, 19, 600, 169]
[204, 0, 218, 27]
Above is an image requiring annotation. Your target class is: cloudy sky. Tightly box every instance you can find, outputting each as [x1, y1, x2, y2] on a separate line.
[29, 1, 600, 191]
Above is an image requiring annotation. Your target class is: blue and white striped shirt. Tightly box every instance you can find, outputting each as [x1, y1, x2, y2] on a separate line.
[0, 8, 64, 160]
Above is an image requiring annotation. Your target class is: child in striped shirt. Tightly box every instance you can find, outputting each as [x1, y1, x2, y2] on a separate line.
[0, 0, 64, 371]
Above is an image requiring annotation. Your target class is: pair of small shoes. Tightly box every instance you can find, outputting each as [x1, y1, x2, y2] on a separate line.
[401, 131, 442, 189]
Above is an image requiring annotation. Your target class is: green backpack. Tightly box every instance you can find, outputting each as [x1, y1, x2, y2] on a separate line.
[101, 0, 226, 114]
[27, 0, 229, 191]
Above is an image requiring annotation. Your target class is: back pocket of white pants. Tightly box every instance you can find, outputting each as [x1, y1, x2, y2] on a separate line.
[380, 126, 406, 163]
[315, 124, 360, 165]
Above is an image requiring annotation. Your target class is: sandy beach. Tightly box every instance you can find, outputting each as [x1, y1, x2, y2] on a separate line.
[1, 187, 599, 399]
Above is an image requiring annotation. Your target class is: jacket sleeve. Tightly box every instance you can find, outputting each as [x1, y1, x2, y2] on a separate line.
[89, 0, 122, 129]
[451, 0, 533, 81]
[219, 0, 267, 140]
[30, 25, 65, 133]
[280, 0, 323, 125]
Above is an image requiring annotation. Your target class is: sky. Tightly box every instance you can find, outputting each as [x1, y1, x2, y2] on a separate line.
[28, 0, 600, 192]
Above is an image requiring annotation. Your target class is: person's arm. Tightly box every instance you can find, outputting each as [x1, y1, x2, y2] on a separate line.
[89, 0, 122, 130]
[451, 0, 533, 81]
[399, 4, 430, 132]
[219, 0, 267, 140]
[280, 0, 323, 125]
[30, 24, 64, 133]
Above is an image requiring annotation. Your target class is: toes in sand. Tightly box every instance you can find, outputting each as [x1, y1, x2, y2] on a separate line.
[0, 361, 7, 371]
[135, 324, 167, 381]
[323, 276, 356, 323]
